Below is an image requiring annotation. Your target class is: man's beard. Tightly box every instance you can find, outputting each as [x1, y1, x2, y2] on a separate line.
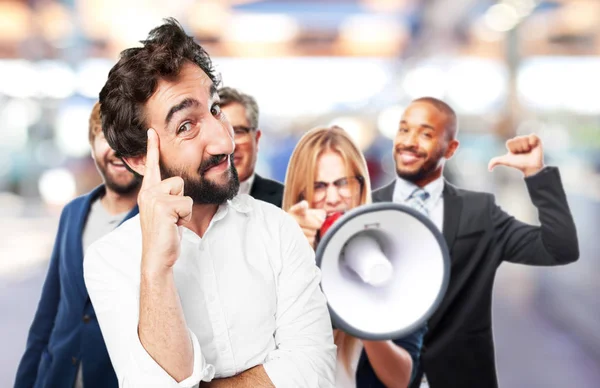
[395, 146, 445, 183]
[160, 154, 240, 205]
[97, 160, 141, 195]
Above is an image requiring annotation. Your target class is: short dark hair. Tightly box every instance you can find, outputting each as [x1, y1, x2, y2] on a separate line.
[218, 87, 260, 129]
[99, 18, 220, 158]
[412, 97, 458, 140]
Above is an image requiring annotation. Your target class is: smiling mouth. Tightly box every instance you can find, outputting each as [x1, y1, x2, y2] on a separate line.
[203, 155, 228, 173]
[397, 151, 424, 164]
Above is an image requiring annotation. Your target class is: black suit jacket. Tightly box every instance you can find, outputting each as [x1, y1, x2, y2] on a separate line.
[249, 174, 284, 208]
[372, 166, 579, 388]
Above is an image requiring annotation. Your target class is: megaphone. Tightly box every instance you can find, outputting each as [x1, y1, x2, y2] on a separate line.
[314, 202, 450, 341]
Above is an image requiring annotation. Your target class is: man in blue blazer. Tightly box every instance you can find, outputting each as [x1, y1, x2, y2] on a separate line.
[14, 102, 141, 388]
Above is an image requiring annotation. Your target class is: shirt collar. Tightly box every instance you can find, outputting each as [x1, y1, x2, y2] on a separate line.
[393, 174, 445, 204]
[211, 194, 254, 223]
[238, 173, 256, 196]
[181, 194, 254, 242]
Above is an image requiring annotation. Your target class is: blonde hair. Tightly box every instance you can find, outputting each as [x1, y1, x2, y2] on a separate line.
[89, 101, 103, 144]
[282, 125, 372, 376]
[282, 125, 371, 211]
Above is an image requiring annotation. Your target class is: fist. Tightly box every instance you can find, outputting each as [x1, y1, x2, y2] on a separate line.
[287, 200, 327, 248]
[138, 129, 193, 274]
[488, 133, 544, 177]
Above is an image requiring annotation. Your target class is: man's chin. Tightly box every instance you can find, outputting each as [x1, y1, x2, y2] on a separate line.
[396, 167, 427, 182]
[105, 179, 140, 195]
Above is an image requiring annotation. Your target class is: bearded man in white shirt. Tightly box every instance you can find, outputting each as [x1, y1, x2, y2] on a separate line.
[83, 17, 336, 388]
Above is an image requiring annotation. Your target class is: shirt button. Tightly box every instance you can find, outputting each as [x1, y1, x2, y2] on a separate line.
[83, 315, 91, 323]
[72, 356, 78, 365]
[199, 244, 204, 251]
[219, 344, 228, 352]
[208, 294, 216, 303]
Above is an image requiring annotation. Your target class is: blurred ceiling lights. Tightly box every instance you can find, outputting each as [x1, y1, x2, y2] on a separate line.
[336, 14, 410, 56]
[484, 0, 538, 32]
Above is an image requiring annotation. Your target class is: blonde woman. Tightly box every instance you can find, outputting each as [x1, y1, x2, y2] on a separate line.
[283, 126, 426, 388]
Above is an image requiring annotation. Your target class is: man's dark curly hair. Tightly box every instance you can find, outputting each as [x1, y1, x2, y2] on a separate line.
[99, 17, 220, 158]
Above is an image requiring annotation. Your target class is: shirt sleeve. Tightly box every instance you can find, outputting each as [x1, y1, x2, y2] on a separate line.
[392, 324, 427, 384]
[262, 213, 337, 388]
[83, 239, 216, 387]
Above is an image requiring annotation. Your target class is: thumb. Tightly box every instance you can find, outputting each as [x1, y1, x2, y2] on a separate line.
[289, 200, 309, 215]
[528, 134, 540, 148]
[488, 154, 518, 171]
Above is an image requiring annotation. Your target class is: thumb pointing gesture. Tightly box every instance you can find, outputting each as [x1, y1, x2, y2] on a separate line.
[488, 134, 544, 177]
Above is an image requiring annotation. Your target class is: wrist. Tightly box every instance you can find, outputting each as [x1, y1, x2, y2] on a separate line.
[141, 256, 174, 279]
[523, 164, 545, 177]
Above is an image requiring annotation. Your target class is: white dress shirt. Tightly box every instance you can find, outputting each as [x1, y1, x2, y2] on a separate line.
[237, 173, 256, 196]
[334, 343, 363, 388]
[392, 176, 445, 232]
[83, 194, 336, 388]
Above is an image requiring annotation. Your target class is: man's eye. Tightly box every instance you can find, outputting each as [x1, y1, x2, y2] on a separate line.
[178, 122, 192, 134]
[211, 104, 221, 116]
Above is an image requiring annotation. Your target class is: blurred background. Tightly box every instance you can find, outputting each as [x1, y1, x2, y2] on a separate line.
[0, 0, 599, 386]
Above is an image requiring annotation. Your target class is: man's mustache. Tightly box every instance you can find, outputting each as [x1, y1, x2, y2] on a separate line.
[199, 154, 232, 175]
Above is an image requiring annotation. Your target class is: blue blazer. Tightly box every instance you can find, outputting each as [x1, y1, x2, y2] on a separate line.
[14, 186, 139, 388]
[355, 324, 427, 387]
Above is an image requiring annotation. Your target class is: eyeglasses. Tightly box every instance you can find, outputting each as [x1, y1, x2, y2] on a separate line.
[233, 126, 255, 142]
[313, 176, 364, 203]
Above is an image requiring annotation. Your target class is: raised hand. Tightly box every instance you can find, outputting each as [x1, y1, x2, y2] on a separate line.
[138, 128, 193, 274]
[287, 200, 327, 248]
[488, 134, 545, 177]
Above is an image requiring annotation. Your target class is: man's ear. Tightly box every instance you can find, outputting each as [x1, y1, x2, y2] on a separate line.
[255, 129, 262, 151]
[122, 155, 147, 177]
[445, 139, 459, 159]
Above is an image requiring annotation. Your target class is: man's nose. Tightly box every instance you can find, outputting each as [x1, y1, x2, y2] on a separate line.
[399, 132, 418, 148]
[205, 117, 235, 156]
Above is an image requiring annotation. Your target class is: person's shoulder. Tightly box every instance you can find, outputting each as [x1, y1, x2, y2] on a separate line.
[444, 181, 495, 208]
[84, 214, 142, 266]
[254, 174, 284, 195]
[60, 186, 104, 217]
[261, 176, 284, 191]
[230, 194, 296, 233]
[231, 193, 284, 219]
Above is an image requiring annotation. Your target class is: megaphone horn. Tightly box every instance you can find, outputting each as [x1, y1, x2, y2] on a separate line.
[315, 202, 450, 341]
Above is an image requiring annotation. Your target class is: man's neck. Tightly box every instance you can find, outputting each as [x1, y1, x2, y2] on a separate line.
[409, 168, 443, 188]
[101, 188, 138, 216]
[185, 203, 220, 238]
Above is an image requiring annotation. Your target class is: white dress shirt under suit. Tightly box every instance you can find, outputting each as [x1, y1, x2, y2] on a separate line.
[83, 194, 336, 388]
[392, 175, 444, 232]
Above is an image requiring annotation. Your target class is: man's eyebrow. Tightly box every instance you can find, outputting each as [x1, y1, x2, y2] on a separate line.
[399, 120, 435, 131]
[165, 98, 200, 126]
[210, 84, 218, 101]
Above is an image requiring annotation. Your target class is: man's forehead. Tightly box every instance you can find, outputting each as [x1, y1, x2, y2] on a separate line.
[402, 102, 447, 123]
